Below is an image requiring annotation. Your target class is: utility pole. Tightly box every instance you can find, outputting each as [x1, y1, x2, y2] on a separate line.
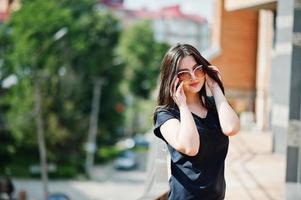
[85, 77, 105, 178]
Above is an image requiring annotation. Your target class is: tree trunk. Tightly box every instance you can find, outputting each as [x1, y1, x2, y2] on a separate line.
[85, 77, 104, 178]
[34, 78, 48, 200]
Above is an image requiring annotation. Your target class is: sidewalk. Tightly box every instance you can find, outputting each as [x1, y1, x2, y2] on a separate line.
[225, 131, 285, 200]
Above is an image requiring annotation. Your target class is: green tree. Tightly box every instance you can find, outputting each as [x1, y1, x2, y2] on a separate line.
[0, 18, 15, 170]
[119, 20, 169, 99]
[118, 20, 169, 135]
[0, 0, 123, 182]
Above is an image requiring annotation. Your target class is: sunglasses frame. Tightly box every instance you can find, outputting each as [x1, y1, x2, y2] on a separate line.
[177, 65, 205, 81]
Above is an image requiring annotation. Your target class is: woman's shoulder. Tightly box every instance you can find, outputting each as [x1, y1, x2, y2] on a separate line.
[155, 105, 179, 113]
[154, 105, 179, 120]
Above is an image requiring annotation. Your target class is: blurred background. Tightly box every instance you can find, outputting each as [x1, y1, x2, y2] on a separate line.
[0, 0, 300, 199]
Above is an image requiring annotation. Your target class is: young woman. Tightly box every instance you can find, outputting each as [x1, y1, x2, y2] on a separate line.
[153, 44, 240, 200]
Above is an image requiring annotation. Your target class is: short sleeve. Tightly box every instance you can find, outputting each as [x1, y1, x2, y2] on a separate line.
[153, 109, 177, 143]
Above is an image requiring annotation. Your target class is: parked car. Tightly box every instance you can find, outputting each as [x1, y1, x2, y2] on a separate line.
[48, 193, 70, 200]
[113, 150, 137, 170]
[133, 135, 150, 148]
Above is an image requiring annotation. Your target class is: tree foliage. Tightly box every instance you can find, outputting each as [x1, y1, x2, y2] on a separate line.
[0, 0, 124, 174]
[119, 20, 169, 99]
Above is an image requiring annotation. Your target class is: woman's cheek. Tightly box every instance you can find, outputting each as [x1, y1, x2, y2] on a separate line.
[183, 83, 190, 92]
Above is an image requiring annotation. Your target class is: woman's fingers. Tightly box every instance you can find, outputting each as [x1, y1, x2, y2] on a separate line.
[208, 65, 220, 73]
[205, 74, 213, 87]
[169, 76, 186, 106]
[176, 81, 184, 94]
[209, 65, 219, 71]
[170, 78, 179, 102]
[173, 78, 179, 95]
[169, 79, 186, 106]
[209, 65, 222, 80]
[170, 78, 177, 97]
[179, 82, 185, 95]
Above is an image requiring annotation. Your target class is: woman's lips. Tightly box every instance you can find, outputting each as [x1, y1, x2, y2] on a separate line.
[189, 82, 199, 87]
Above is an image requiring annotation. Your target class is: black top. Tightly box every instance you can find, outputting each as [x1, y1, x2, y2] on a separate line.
[154, 97, 229, 200]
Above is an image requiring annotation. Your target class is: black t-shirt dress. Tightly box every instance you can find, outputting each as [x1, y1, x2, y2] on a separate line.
[154, 96, 229, 200]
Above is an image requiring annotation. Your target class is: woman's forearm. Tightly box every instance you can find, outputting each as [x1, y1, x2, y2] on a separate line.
[212, 84, 240, 136]
[177, 105, 200, 156]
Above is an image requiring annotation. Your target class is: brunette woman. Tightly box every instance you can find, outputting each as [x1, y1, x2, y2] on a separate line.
[153, 44, 240, 200]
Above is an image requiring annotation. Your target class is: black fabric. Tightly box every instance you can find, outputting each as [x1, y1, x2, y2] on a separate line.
[153, 96, 229, 200]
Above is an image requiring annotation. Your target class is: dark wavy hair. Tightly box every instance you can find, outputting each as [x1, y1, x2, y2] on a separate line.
[153, 44, 224, 123]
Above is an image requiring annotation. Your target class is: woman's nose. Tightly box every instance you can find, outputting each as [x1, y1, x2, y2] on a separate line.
[191, 72, 197, 80]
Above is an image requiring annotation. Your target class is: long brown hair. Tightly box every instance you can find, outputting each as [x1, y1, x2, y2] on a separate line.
[153, 43, 224, 123]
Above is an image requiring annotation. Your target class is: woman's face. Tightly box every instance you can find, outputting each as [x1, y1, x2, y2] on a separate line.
[177, 55, 206, 94]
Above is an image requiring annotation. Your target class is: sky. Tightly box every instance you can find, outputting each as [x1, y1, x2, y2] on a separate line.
[124, 0, 214, 23]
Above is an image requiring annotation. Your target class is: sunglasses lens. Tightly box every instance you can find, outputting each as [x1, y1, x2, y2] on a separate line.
[177, 72, 191, 82]
[195, 66, 205, 78]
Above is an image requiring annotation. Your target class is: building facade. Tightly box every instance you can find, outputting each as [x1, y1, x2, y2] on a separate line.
[223, 0, 301, 198]
[0, 0, 19, 23]
[102, 3, 210, 52]
[211, 0, 260, 123]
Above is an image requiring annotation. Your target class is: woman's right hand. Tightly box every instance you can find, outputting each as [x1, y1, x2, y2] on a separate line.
[170, 78, 187, 108]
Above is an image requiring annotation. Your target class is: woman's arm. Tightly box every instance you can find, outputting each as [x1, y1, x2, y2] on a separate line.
[160, 79, 200, 156]
[211, 83, 240, 136]
[206, 66, 240, 136]
[160, 106, 200, 156]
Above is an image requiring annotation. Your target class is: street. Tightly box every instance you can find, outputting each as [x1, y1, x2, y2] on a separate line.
[14, 152, 148, 200]
[13, 132, 285, 200]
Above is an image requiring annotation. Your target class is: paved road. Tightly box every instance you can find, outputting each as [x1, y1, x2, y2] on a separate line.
[14, 152, 149, 200]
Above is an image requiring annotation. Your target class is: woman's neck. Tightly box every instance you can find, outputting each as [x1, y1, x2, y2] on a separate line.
[185, 92, 201, 105]
[185, 92, 207, 116]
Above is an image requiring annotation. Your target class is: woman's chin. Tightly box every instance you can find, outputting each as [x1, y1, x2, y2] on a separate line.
[185, 86, 201, 93]
[190, 88, 201, 93]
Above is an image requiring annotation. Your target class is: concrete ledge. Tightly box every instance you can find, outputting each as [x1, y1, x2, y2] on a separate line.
[286, 183, 301, 200]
